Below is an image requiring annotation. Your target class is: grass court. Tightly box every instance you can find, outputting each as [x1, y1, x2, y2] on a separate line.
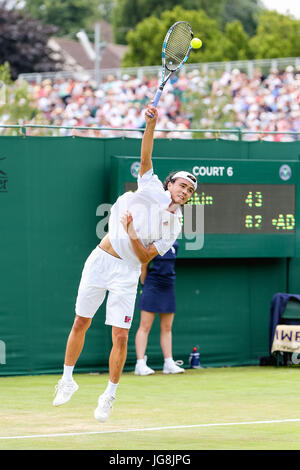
[1, 366, 300, 450]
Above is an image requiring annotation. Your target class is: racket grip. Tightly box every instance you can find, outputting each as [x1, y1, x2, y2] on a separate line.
[152, 89, 162, 108]
[146, 88, 162, 118]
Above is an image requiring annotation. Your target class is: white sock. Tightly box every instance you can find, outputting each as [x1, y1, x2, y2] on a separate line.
[104, 380, 119, 398]
[105, 380, 119, 398]
[164, 357, 173, 366]
[62, 364, 74, 382]
[137, 358, 146, 365]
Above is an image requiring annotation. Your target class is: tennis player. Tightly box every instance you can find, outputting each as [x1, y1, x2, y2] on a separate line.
[53, 103, 198, 422]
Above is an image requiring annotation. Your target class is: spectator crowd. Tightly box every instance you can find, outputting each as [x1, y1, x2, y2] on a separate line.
[8, 64, 300, 140]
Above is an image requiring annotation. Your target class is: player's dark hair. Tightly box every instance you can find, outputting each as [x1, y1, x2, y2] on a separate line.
[163, 171, 197, 191]
[163, 171, 177, 190]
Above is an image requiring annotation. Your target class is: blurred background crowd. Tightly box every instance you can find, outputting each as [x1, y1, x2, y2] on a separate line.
[24, 64, 299, 140]
[0, 0, 299, 140]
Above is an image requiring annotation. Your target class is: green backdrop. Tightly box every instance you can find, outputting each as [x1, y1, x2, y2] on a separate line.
[0, 136, 300, 375]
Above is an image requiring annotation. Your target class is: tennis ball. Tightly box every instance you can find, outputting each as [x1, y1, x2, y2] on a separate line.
[191, 38, 202, 49]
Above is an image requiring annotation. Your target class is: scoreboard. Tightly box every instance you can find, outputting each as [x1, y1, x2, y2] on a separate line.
[111, 156, 299, 258]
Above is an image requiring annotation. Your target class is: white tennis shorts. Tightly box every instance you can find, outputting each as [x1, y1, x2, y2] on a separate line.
[75, 246, 140, 329]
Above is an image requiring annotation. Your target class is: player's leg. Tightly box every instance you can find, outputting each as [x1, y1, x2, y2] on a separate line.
[134, 310, 156, 375]
[53, 315, 92, 407]
[94, 269, 139, 422]
[53, 283, 106, 407]
[53, 247, 107, 406]
[64, 315, 92, 367]
[160, 313, 184, 374]
[109, 326, 129, 383]
[94, 326, 130, 423]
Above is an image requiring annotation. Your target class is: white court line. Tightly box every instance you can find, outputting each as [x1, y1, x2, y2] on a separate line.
[1, 418, 300, 440]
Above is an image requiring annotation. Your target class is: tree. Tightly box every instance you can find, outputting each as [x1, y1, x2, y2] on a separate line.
[221, 0, 264, 37]
[24, 0, 101, 38]
[222, 21, 253, 60]
[98, 0, 116, 23]
[0, 62, 47, 134]
[112, 0, 226, 44]
[250, 10, 300, 58]
[0, 6, 62, 79]
[122, 6, 228, 67]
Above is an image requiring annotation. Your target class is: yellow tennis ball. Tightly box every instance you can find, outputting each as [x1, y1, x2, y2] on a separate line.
[191, 38, 202, 49]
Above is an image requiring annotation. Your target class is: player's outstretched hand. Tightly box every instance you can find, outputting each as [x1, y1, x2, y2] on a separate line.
[145, 104, 158, 127]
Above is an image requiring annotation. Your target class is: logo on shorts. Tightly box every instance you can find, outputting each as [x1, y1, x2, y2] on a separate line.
[124, 316, 132, 323]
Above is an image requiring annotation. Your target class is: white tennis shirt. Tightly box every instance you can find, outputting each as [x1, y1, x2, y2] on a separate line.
[109, 168, 182, 267]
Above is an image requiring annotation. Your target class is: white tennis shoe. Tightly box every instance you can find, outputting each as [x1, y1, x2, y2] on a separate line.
[163, 360, 185, 374]
[94, 393, 115, 422]
[134, 356, 155, 376]
[53, 378, 79, 406]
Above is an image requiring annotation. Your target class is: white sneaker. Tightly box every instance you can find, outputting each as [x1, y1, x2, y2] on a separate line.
[163, 360, 185, 374]
[134, 356, 155, 376]
[53, 378, 79, 406]
[94, 393, 115, 422]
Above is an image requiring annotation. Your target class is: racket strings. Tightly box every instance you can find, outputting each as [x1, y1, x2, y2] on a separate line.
[165, 23, 192, 71]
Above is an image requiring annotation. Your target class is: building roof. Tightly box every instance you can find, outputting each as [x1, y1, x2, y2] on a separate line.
[49, 21, 128, 71]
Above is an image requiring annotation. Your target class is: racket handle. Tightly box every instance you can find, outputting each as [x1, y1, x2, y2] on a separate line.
[152, 88, 162, 108]
[146, 88, 163, 118]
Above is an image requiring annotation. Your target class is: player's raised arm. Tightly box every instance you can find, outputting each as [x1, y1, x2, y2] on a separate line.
[139, 104, 158, 177]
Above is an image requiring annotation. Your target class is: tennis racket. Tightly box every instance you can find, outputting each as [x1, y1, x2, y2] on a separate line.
[148, 21, 193, 116]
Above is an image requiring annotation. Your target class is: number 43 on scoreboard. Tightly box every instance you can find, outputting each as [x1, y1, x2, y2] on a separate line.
[245, 191, 262, 207]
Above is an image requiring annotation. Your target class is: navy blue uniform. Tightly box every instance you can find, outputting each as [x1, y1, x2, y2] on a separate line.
[138, 241, 178, 314]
